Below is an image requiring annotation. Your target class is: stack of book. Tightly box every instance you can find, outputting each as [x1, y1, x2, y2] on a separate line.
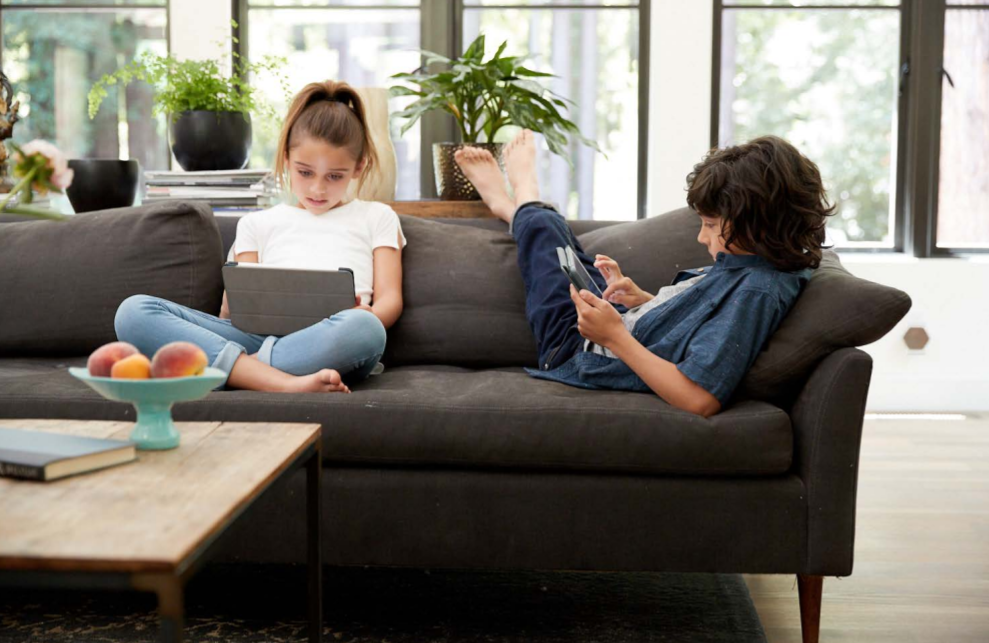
[143, 169, 274, 212]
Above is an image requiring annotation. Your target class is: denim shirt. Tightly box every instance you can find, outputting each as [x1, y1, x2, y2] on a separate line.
[526, 253, 811, 406]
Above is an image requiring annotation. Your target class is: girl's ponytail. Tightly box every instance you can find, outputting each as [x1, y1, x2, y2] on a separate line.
[274, 80, 380, 196]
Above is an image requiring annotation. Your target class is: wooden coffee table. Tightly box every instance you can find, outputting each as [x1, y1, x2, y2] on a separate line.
[0, 419, 323, 643]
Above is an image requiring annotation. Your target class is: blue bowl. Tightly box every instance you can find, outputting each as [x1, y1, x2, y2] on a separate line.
[69, 367, 226, 450]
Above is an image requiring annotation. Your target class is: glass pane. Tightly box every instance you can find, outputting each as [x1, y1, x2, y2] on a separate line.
[719, 8, 900, 246]
[249, 0, 417, 6]
[936, 9, 989, 248]
[4, 1, 164, 5]
[463, 8, 640, 221]
[723, 1, 898, 5]
[465, 1, 636, 6]
[247, 8, 421, 199]
[1, 9, 170, 171]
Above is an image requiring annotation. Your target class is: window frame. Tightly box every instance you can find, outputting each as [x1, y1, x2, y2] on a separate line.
[233, 0, 651, 220]
[711, 0, 988, 257]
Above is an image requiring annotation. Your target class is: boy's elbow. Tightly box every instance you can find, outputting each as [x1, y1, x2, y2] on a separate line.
[683, 392, 721, 418]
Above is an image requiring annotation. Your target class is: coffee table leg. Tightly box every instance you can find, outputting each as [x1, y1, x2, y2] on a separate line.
[134, 574, 184, 643]
[307, 445, 323, 643]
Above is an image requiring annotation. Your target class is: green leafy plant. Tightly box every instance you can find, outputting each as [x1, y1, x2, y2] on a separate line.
[389, 34, 601, 160]
[88, 24, 287, 122]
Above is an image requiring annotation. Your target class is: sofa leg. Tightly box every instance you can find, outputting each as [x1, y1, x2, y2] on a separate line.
[797, 574, 823, 643]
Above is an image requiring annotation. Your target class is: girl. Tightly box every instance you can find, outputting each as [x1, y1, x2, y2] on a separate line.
[455, 131, 828, 417]
[115, 81, 406, 393]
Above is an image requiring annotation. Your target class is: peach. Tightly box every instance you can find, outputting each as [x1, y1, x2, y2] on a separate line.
[150, 341, 208, 378]
[110, 354, 152, 379]
[87, 341, 140, 377]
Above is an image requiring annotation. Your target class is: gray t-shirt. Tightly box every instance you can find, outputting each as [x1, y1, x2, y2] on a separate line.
[586, 274, 706, 358]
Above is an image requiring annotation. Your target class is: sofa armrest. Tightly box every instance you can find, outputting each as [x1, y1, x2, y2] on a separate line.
[790, 346, 873, 576]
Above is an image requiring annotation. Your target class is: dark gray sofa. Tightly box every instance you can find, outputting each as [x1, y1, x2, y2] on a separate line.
[0, 201, 911, 642]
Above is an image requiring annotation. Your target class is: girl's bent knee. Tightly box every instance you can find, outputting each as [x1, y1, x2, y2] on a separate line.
[114, 294, 156, 338]
[333, 308, 386, 355]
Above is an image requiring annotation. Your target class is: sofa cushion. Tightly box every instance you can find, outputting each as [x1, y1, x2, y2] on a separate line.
[383, 216, 539, 367]
[0, 362, 794, 477]
[384, 211, 713, 368]
[737, 250, 911, 402]
[0, 201, 224, 357]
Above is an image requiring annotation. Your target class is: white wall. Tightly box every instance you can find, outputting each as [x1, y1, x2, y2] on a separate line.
[168, 2, 989, 412]
[648, 0, 714, 217]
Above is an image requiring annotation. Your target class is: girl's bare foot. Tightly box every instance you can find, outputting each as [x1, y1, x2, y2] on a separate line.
[503, 129, 540, 206]
[454, 146, 516, 223]
[285, 369, 350, 394]
[227, 353, 350, 393]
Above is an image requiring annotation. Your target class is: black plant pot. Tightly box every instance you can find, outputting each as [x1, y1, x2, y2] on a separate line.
[66, 159, 141, 213]
[168, 110, 252, 171]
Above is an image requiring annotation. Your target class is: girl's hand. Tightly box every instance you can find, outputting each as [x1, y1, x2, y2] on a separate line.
[353, 295, 374, 314]
[570, 284, 628, 348]
[601, 276, 653, 308]
[593, 254, 625, 286]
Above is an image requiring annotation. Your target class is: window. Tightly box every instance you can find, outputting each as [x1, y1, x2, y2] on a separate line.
[238, 0, 421, 199]
[0, 0, 170, 171]
[715, 1, 902, 248]
[714, 0, 989, 256]
[241, 0, 649, 219]
[463, 1, 644, 221]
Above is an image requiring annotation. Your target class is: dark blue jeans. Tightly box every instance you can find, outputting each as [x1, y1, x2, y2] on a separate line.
[512, 203, 611, 370]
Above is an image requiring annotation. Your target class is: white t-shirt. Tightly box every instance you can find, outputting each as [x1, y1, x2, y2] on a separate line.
[228, 200, 406, 305]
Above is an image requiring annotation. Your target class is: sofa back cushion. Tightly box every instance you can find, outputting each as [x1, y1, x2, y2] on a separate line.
[0, 201, 224, 356]
[383, 209, 713, 368]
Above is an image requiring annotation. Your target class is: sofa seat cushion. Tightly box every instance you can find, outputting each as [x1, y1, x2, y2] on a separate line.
[0, 362, 793, 477]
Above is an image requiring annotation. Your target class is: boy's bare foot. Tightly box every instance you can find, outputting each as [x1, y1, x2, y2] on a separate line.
[454, 146, 515, 224]
[503, 129, 540, 206]
[285, 369, 350, 394]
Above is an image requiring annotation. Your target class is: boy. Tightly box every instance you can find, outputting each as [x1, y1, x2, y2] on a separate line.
[454, 132, 832, 417]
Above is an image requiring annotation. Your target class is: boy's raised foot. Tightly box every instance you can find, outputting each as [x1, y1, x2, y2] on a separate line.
[503, 129, 540, 206]
[453, 146, 516, 224]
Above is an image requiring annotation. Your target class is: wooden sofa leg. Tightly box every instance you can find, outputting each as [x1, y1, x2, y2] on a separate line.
[797, 574, 823, 643]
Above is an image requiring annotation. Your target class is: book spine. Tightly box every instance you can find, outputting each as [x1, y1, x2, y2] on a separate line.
[0, 462, 45, 480]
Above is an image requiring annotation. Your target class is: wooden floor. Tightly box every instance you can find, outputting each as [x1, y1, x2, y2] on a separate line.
[744, 414, 989, 642]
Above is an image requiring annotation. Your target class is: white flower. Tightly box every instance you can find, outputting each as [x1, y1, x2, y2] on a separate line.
[18, 139, 74, 191]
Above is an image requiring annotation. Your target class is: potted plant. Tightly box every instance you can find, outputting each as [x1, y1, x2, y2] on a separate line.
[390, 34, 601, 200]
[87, 33, 286, 172]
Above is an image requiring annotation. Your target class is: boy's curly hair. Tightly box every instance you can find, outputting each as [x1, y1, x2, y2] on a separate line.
[685, 136, 834, 271]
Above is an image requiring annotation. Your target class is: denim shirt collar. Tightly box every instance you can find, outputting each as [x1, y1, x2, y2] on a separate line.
[714, 252, 774, 270]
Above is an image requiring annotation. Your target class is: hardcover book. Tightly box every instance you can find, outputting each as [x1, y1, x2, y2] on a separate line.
[0, 427, 137, 481]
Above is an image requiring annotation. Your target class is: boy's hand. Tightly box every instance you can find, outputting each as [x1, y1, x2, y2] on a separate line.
[353, 294, 374, 314]
[601, 277, 652, 308]
[593, 254, 625, 285]
[570, 285, 628, 348]
[595, 254, 652, 307]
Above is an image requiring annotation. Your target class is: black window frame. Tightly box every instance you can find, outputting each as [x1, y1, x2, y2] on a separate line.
[711, 0, 988, 257]
[233, 0, 651, 220]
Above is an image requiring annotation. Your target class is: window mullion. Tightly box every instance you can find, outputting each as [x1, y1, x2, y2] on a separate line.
[902, 0, 946, 258]
[419, 0, 462, 199]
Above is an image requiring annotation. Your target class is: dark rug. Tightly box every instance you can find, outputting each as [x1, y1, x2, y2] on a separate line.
[0, 565, 767, 642]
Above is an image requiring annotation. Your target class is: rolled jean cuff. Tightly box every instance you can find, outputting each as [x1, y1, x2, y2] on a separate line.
[508, 200, 560, 236]
[258, 335, 277, 366]
[212, 341, 247, 389]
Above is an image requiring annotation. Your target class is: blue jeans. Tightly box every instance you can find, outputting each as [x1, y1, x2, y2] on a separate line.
[511, 203, 611, 371]
[114, 295, 386, 388]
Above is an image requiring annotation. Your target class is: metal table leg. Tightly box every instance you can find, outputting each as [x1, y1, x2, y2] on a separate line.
[307, 443, 323, 642]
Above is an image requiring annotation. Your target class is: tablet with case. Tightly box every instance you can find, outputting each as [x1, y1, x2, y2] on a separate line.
[222, 262, 356, 336]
